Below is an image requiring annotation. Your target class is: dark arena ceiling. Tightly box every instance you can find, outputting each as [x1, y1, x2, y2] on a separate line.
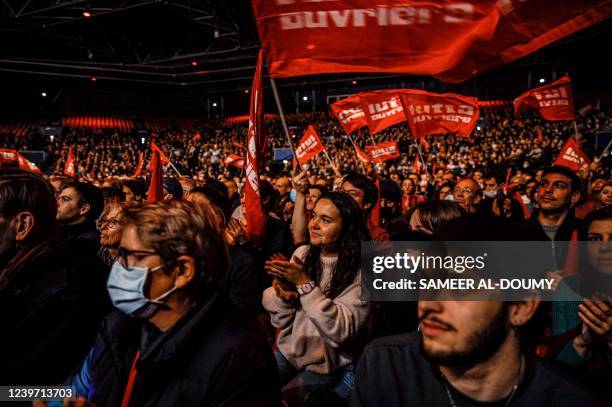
[0, 1, 611, 118]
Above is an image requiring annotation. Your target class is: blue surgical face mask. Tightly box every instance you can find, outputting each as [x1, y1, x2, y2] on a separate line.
[107, 262, 177, 318]
[444, 194, 454, 201]
[289, 188, 297, 202]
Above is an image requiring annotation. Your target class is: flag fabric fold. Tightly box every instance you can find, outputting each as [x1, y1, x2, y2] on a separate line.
[252, 0, 611, 83]
[295, 125, 326, 166]
[245, 50, 267, 243]
[400, 90, 480, 139]
[330, 95, 368, 135]
[146, 151, 164, 203]
[63, 146, 76, 177]
[554, 138, 591, 171]
[151, 142, 171, 165]
[133, 151, 144, 178]
[514, 75, 575, 120]
[224, 153, 245, 169]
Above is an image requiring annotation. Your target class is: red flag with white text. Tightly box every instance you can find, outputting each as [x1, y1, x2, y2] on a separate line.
[251, 0, 611, 83]
[400, 90, 480, 139]
[295, 125, 325, 165]
[245, 50, 267, 243]
[514, 75, 575, 120]
[360, 91, 405, 135]
[330, 95, 368, 135]
[366, 141, 400, 162]
[554, 138, 591, 171]
[224, 153, 245, 169]
[64, 146, 76, 177]
[0, 149, 41, 174]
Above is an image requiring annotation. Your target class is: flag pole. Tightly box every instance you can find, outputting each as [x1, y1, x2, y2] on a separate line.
[412, 139, 431, 178]
[346, 133, 366, 173]
[597, 139, 612, 161]
[168, 161, 182, 178]
[270, 77, 298, 175]
[573, 121, 580, 143]
[321, 148, 341, 177]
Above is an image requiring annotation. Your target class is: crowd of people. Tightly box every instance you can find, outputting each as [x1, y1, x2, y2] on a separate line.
[0, 104, 611, 406]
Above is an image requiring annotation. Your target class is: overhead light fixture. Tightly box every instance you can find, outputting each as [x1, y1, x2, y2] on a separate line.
[82, 11, 91, 17]
[539, 78, 545, 83]
[212, 102, 217, 107]
[352, 80, 357, 85]
[477, 126, 481, 131]
[50, 135, 54, 142]
[41, 92, 47, 97]
[90, 76, 97, 81]
[302, 96, 308, 101]
[244, 89, 249, 94]
[191, 61, 198, 66]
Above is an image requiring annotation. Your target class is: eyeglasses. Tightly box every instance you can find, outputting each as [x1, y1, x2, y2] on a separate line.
[453, 187, 474, 195]
[117, 247, 159, 270]
[97, 218, 125, 231]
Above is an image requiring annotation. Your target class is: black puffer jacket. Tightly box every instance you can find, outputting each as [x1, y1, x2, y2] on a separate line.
[0, 236, 111, 385]
[84, 289, 280, 407]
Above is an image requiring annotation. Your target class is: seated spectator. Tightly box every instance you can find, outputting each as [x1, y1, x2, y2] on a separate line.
[123, 179, 147, 203]
[550, 206, 611, 402]
[340, 173, 390, 241]
[188, 185, 260, 316]
[351, 217, 606, 407]
[408, 201, 465, 235]
[162, 178, 183, 201]
[263, 191, 371, 405]
[0, 170, 110, 385]
[453, 177, 482, 214]
[97, 202, 125, 267]
[56, 180, 105, 253]
[62, 201, 280, 406]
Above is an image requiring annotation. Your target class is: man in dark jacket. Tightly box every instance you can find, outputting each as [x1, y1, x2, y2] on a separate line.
[62, 201, 280, 406]
[57, 180, 105, 253]
[523, 166, 583, 270]
[0, 170, 110, 385]
[351, 216, 604, 407]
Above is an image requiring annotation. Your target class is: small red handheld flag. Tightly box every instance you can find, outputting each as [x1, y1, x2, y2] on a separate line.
[63, 146, 76, 177]
[295, 125, 325, 166]
[514, 75, 575, 121]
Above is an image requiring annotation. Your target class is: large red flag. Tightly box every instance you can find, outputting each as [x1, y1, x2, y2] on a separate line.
[150, 142, 171, 165]
[133, 151, 144, 177]
[554, 138, 591, 171]
[146, 151, 164, 203]
[252, 1, 610, 82]
[223, 153, 245, 169]
[245, 50, 267, 243]
[63, 146, 76, 177]
[360, 91, 405, 135]
[366, 141, 400, 163]
[295, 125, 325, 165]
[514, 75, 575, 120]
[400, 90, 480, 139]
[330, 95, 368, 135]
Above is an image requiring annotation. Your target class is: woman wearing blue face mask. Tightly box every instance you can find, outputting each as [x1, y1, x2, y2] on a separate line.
[49, 201, 280, 407]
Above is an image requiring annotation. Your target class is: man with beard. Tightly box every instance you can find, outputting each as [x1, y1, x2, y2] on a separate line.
[351, 217, 604, 407]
